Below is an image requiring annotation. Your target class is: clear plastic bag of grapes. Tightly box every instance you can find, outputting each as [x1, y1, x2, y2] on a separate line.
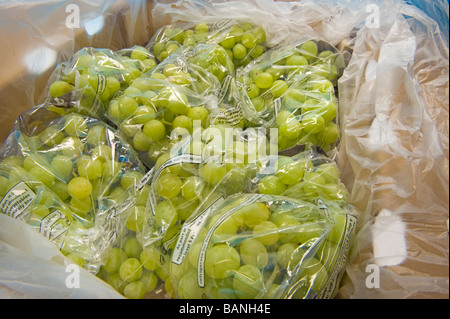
[147, 20, 268, 68]
[106, 76, 215, 169]
[41, 46, 157, 122]
[168, 193, 358, 299]
[0, 106, 147, 272]
[236, 38, 346, 152]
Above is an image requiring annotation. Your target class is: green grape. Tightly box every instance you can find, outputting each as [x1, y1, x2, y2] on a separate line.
[286, 54, 308, 67]
[164, 277, 175, 298]
[155, 173, 182, 199]
[123, 281, 146, 299]
[318, 50, 336, 63]
[117, 95, 139, 120]
[255, 72, 273, 89]
[0, 176, 10, 197]
[64, 114, 87, 137]
[67, 176, 92, 199]
[277, 243, 300, 269]
[233, 43, 247, 60]
[154, 200, 178, 229]
[250, 44, 265, 59]
[266, 66, 284, 81]
[51, 155, 73, 180]
[133, 131, 152, 151]
[258, 175, 287, 195]
[140, 246, 161, 271]
[131, 46, 152, 61]
[242, 33, 257, 49]
[142, 119, 166, 142]
[315, 163, 340, 184]
[40, 126, 65, 147]
[301, 113, 325, 134]
[104, 247, 128, 273]
[253, 221, 279, 246]
[77, 155, 103, 180]
[60, 136, 83, 158]
[327, 212, 347, 244]
[296, 222, 324, 244]
[233, 264, 265, 299]
[166, 91, 190, 115]
[120, 171, 142, 190]
[279, 117, 303, 141]
[300, 257, 329, 292]
[205, 244, 240, 279]
[246, 83, 260, 99]
[220, 37, 236, 50]
[155, 267, 169, 282]
[319, 122, 339, 146]
[300, 40, 318, 61]
[49, 80, 74, 98]
[239, 238, 269, 269]
[119, 258, 143, 282]
[195, 23, 209, 34]
[270, 80, 289, 98]
[141, 270, 158, 293]
[29, 166, 55, 187]
[252, 26, 266, 44]
[177, 270, 208, 299]
[210, 214, 238, 243]
[276, 160, 306, 186]
[70, 196, 92, 215]
[106, 76, 121, 96]
[173, 115, 193, 134]
[187, 106, 209, 128]
[107, 272, 127, 294]
[50, 180, 70, 201]
[236, 202, 270, 229]
[181, 176, 205, 201]
[251, 96, 265, 112]
[1, 155, 24, 167]
[86, 124, 107, 145]
[124, 237, 143, 260]
[200, 163, 226, 185]
[126, 205, 147, 232]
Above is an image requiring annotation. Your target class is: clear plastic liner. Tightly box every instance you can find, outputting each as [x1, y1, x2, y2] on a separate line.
[0, 106, 147, 272]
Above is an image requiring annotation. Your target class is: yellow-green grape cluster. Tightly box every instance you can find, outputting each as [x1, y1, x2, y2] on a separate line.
[47, 46, 157, 119]
[150, 22, 267, 69]
[258, 154, 348, 204]
[237, 40, 343, 151]
[107, 76, 211, 167]
[172, 195, 348, 299]
[0, 113, 145, 239]
[95, 229, 173, 299]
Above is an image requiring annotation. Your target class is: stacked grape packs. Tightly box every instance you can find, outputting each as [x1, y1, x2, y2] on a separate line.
[236, 39, 345, 152]
[0, 107, 147, 271]
[44, 46, 157, 122]
[148, 20, 268, 68]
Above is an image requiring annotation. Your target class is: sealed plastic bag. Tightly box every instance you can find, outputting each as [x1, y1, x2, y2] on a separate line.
[147, 20, 268, 68]
[0, 106, 147, 271]
[236, 38, 345, 153]
[169, 193, 357, 299]
[41, 46, 157, 122]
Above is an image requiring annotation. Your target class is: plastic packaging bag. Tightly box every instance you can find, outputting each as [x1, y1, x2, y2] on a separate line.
[147, 20, 269, 69]
[40, 46, 157, 122]
[169, 193, 357, 299]
[0, 106, 147, 272]
[236, 38, 345, 153]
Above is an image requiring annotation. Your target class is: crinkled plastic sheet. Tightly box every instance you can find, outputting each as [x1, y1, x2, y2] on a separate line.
[0, 0, 448, 299]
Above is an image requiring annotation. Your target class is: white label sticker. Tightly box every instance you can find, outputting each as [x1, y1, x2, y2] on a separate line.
[40, 210, 68, 249]
[0, 182, 36, 220]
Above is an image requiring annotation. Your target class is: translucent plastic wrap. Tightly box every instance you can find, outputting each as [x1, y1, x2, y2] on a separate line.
[0, 106, 147, 271]
[41, 46, 157, 122]
[147, 20, 268, 68]
[169, 194, 357, 299]
[236, 39, 346, 152]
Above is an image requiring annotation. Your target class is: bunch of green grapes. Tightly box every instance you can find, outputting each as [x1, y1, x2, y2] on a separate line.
[256, 152, 348, 205]
[46, 46, 157, 120]
[149, 21, 268, 68]
[0, 110, 147, 268]
[170, 194, 353, 299]
[106, 76, 212, 168]
[237, 39, 345, 151]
